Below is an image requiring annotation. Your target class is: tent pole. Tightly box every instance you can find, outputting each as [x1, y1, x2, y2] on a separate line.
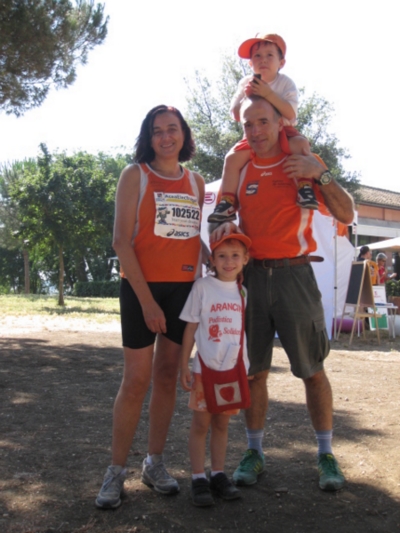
[334, 220, 338, 340]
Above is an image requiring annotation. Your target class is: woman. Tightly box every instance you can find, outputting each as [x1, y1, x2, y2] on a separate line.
[96, 105, 205, 509]
[377, 252, 397, 285]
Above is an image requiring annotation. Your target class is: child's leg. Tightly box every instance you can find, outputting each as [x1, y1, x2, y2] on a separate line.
[288, 135, 311, 156]
[189, 410, 215, 507]
[209, 413, 241, 500]
[207, 149, 251, 223]
[288, 136, 319, 210]
[189, 410, 212, 474]
[209, 413, 230, 472]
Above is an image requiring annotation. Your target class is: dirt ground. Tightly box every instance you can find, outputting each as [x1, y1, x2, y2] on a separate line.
[1, 316, 400, 533]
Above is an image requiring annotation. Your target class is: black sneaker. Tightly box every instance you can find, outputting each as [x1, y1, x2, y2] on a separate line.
[207, 199, 237, 223]
[191, 478, 215, 507]
[296, 185, 319, 210]
[210, 472, 241, 500]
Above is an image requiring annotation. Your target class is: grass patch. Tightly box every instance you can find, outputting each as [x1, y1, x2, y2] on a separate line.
[0, 294, 120, 321]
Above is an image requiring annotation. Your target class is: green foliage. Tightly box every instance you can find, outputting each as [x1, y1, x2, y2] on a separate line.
[0, 148, 128, 296]
[74, 280, 120, 297]
[0, 247, 24, 292]
[185, 55, 360, 194]
[0, 0, 108, 115]
[296, 89, 360, 195]
[185, 56, 249, 183]
[386, 280, 400, 297]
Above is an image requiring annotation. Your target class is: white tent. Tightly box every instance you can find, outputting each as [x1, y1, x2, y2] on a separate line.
[201, 179, 355, 339]
[363, 237, 400, 252]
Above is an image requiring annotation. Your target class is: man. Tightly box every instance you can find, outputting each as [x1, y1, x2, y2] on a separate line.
[210, 95, 354, 491]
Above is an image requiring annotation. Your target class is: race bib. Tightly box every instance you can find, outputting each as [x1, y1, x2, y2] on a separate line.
[154, 192, 200, 239]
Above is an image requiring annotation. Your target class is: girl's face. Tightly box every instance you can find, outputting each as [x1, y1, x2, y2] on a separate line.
[151, 112, 184, 160]
[210, 241, 249, 282]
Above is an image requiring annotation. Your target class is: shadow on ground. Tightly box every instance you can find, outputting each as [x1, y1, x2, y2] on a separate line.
[0, 334, 399, 533]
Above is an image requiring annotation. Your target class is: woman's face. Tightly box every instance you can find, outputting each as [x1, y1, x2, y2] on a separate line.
[150, 112, 184, 159]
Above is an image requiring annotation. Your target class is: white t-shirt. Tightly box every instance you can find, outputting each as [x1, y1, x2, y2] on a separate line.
[180, 275, 249, 373]
[231, 72, 298, 126]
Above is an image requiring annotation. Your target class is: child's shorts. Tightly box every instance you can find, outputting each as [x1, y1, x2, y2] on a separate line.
[233, 126, 302, 155]
[189, 372, 239, 416]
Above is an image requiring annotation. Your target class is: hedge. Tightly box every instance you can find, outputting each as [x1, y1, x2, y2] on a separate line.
[74, 281, 120, 298]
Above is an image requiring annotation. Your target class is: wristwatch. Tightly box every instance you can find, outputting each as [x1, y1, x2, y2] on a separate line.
[314, 170, 333, 186]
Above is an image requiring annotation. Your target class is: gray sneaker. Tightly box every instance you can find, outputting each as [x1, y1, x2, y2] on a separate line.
[141, 456, 180, 494]
[95, 465, 127, 509]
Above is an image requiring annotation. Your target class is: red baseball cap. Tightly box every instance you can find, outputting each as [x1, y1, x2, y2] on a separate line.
[238, 33, 287, 59]
[210, 233, 252, 252]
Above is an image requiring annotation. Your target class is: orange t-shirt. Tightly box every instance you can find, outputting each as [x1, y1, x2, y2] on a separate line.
[124, 164, 202, 282]
[237, 154, 326, 259]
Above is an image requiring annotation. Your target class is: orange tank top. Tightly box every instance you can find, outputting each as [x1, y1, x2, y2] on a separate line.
[128, 163, 202, 282]
[237, 154, 323, 259]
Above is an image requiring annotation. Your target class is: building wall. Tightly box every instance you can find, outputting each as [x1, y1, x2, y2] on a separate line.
[357, 204, 400, 222]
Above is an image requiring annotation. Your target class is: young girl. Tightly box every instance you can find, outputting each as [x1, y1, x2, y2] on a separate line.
[179, 233, 251, 506]
[208, 33, 317, 225]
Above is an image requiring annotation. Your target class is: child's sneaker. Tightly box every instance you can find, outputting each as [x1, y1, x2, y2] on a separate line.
[207, 199, 237, 223]
[210, 472, 241, 500]
[318, 453, 345, 491]
[141, 456, 180, 494]
[191, 478, 215, 507]
[297, 185, 319, 210]
[95, 465, 127, 509]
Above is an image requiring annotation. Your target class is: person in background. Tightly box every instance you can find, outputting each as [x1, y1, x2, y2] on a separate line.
[376, 252, 397, 285]
[357, 246, 378, 285]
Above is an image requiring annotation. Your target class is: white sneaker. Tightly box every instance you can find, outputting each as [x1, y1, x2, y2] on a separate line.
[141, 455, 179, 494]
[95, 465, 127, 509]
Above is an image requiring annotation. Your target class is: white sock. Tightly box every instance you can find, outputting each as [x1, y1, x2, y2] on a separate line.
[192, 473, 207, 480]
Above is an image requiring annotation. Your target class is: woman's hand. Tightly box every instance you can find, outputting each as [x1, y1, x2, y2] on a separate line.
[142, 300, 167, 334]
[180, 366, 192, 391]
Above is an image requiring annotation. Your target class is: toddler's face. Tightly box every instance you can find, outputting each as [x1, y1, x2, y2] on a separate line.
[249, 42, 285, 79]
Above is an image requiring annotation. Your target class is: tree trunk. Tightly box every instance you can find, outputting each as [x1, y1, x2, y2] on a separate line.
[58, 245, 65, 306]
[23, 248, 30, 294]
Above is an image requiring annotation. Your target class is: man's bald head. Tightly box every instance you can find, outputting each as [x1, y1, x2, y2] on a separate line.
[239, 96, 283, 158]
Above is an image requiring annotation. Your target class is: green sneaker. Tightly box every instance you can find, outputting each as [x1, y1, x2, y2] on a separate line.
[318, 453, 345, 491]
[232, 449, 265, 486]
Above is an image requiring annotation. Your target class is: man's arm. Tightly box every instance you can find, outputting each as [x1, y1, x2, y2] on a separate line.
[282, 154, 354, 225]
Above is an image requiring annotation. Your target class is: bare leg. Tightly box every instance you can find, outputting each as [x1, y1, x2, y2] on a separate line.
[288, 136, 311, 156]
[244, 370, 269, 429]
[210, 414, 231, 471]
[111, 345, 154, 466]
[221, 149, 252, 197]
[147, 335, 181, 455]
[189, 411, 212, 473]
[303, 370, 333, 431]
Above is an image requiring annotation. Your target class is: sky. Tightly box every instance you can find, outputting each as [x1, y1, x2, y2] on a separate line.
[1, 0, 399, 191]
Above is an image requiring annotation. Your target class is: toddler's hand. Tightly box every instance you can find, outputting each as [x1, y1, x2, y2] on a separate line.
[244, 82, 253, 97]
[250, 78, 270, 100]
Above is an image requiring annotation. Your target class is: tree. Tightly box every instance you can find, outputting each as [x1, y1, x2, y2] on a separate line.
[184, 55, 360, 193]
[0, 159, 38, 293]
[0, 0, 108, 116]
[184, 57, 247, 183]
[7, 145, 122, 304]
